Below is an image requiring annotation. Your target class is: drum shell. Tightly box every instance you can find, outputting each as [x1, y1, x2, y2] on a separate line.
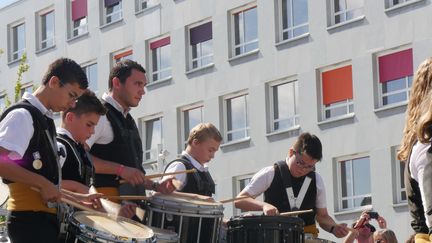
[227, 215, 305, 243]
[68, 211, 155, 243]
[146, 195, 224, 243]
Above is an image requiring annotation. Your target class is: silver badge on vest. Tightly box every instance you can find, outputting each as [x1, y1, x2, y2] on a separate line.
[32, 151, 43, 170]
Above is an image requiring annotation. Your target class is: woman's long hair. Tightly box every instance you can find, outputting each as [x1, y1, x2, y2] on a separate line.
[398, 58, 432, 161]
[416, 91, 432, 144]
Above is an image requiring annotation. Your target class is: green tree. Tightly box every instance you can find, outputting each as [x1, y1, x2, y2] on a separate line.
[14, 53, 30, 102]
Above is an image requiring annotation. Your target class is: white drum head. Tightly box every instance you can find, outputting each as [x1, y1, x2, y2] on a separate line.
[0, 180, 9, 207]
[148, 227, 179, 242]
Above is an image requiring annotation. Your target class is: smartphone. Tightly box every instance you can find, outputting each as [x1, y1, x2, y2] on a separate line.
[367, 211, 379, 219]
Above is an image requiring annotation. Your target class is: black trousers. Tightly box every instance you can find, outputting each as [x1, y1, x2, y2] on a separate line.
[7, 211, 60, 243]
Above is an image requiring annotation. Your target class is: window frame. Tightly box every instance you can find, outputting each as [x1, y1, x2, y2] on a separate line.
[82, 61, 98, 96]
[179, 103, 204, 152]
[101, 0, 123, 26]
[319, 64, 354, 121]
[140, 115, 164, 163]
[0, 92, 7, 114]
[329, 0, 364, 26]
[229, 4, 259, 58]
[268, 78, 300, 133]
[20, 82, 34, 98]
[233, 173, 256, 215]
[277, 0, 309, 42]
[36, 8, 55, 51]
[187, 20, 214, 71]
[8, 20, 26, 63]
[336, 154, 372, 211]
[135, 0, 160, 13]
[223, 91, 250, 143]
[68, 0, 88, 39]
[376, 48, 413, 108]
[112, 49, 133, 65]
[148, 36, 172, 83]
[391, 146, 407, 204]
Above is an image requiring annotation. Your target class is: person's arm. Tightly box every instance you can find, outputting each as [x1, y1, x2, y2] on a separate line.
[343, 229, 359, 243]
[235, 191, 279, 215]
[163, 162, 187, 190]
[316, 207, 349, 238]
[0, 148, 61, 203]
[62, 180, 90, 194]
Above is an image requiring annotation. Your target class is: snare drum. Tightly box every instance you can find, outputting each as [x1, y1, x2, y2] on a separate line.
[67, 211, 155, 242]
[148, 227, 178, 243]
[227, 215, 304, 243]
[146, 194, 224, 243]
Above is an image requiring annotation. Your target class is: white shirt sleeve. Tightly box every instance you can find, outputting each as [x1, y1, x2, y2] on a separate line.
[164, 162, 187, 190]
[0, 108, 34, 159]
[86, 115, 114, 148]
[241, 166, 275, 198]
[315, 173, 327, 209]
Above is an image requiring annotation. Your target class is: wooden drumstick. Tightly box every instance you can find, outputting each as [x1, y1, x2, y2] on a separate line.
[102, 195, 152, 201]
[280, 209, 314, 216]
[119, 169, 197, 184]
[219, 195, 250, 204]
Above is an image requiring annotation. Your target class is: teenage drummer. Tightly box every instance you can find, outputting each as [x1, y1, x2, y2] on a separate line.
[57, 90, 136, 215]
[234, 132, 349, 239]
[162, 123, 222, 243]
[0, 58, 94, 243]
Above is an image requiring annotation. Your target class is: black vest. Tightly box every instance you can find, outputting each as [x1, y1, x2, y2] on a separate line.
[264, 161, 317, 226]
[1, 101, 59, 185]
[405, 142, 430, 234]
[90, 102, 144, 187]
[165, 156, 215, 196]
[57, 134, 95, 187]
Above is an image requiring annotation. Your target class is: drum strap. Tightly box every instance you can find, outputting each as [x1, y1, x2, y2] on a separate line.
[276, 161, 312, 210]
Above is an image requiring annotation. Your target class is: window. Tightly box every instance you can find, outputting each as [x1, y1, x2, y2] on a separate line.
[268, 79, 299, 133]
[102, 0, 122, 25]
[149, 36, 171, 82]
[83, 63, 98, 95]
[141, 117, 163, 162]
[278, 0, 309, 42]
[135, 0, 160, 13]
[8, 22, 25, 62]
[36, 9, 55, 51]
[392, 146, 407, 204]
[320, 65, 354, 120]
[230, 5, 258, 57]
[180, 105, 203, 150]
[224, 93, 250, 142]
[113, 50, 133, 63]
[337, 156, 372, 211]
[69, 0, 88, 38]
[377, 49, 413, 108]
[385, 0, 416, 8]
[20, 83, 33, 97]
[188, 21, 213, 70]
[329, 0, 364, 26]
[233, 174, 254, 215]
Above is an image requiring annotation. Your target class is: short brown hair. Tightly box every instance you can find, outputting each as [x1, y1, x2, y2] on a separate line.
[292, 132, 322, 161]
[62, 90, 106, 120]
[108, 59, 146, 91]
[187, 123, 222, 145]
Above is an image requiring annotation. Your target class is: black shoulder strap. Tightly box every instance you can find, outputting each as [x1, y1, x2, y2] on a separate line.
[276, 160, 292, 188]
[1, 101, 48, 130]
[165, 156, 205, 189]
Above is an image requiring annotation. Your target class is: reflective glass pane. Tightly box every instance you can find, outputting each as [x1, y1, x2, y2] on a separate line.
[293, 0, 308, 26]
[352, 157, 371, 196]
[244, 8, 258, 43]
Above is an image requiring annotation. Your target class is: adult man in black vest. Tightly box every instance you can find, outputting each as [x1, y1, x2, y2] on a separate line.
[86, 60, 174, 205]
[0, 58, 90, 243]
[235, 132, 349, 239]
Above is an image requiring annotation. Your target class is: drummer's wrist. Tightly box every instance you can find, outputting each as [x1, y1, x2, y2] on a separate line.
[116, 165, 125, 178]
[152, 181, 159, 192]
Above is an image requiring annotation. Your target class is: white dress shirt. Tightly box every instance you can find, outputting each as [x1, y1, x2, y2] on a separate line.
[164, 151, 208, 190]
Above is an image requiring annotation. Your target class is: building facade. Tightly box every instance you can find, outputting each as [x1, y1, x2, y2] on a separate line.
[1, 0, 429, 241]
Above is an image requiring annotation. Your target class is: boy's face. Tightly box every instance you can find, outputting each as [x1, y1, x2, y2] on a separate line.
[50, 79, 85, 112]
[191, 138, 220, 164]
[68, 112, 100, 144]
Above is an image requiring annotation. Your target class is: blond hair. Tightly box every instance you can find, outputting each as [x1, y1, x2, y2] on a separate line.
[398, 58, 432, 161]
[374, 229, 398, 243]
[416, 91, 432, 143]
[187, 123, 222, 145]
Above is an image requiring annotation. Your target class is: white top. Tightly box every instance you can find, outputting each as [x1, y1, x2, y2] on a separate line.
[56, 127, 76, 168]
[164, 151, 208, 190]
[409, 141, 431, 227]
[86, 93, 130, 148]
[241, 160, 327, 209]
[0, 92, 53, 160]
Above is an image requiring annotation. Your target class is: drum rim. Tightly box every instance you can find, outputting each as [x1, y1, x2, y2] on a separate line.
[70, 211, 155, 242]
[150, 194, 223, 208]
[147, 206, 224, 218]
